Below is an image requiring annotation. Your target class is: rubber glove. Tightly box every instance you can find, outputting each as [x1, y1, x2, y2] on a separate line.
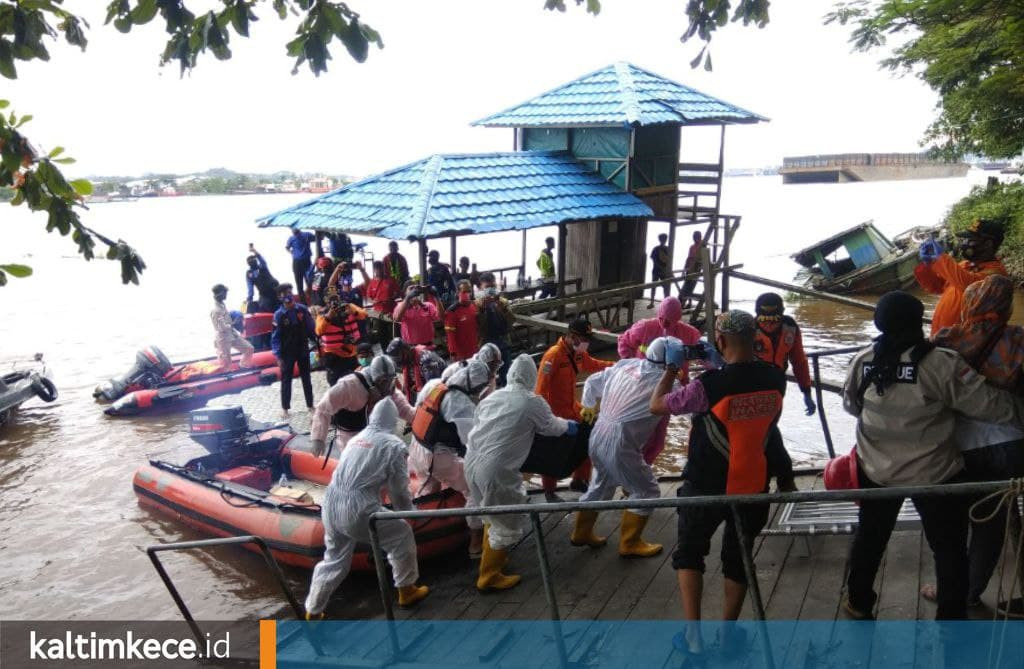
[665, 339, 685, 369]
[918, 241, 935, 263]
[701, 339, 726, 370]
[802, 389, 817, 416]
[311, 438, 327, 457]
[580, 407, 597, 425]
[565, 420, 579, 437]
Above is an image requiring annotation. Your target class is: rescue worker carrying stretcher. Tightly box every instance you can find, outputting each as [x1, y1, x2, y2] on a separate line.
[408, 360, 491, 556]
[535, 316, 613, 501]
[650, 310, 786, 657]
[310, 355, 414, 457]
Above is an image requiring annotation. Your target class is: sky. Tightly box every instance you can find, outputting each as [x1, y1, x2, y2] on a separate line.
[4, 1, 938, 179]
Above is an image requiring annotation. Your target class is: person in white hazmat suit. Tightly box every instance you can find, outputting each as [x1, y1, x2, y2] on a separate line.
[571, 337, 683, 557]
[310, 355, 414, 457]
[304, 398, 429, 617]
[442, 342, 502, 398]
[465, 354, 577, 590]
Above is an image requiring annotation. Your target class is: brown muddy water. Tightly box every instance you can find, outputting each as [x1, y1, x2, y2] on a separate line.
[2, 174, 1019, 620]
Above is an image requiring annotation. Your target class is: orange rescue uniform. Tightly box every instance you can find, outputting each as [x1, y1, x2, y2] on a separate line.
[753, 317, 812, 392]
[914, 254, 1007, 335]
[535, 338, 614, 421]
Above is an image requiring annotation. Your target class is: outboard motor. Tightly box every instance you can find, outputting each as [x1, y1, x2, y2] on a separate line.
[93, 346, 173, 402]
[188, 405, 249, 453]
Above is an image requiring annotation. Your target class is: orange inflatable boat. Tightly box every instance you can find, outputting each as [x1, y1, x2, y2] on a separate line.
[133, 407, 467, 569]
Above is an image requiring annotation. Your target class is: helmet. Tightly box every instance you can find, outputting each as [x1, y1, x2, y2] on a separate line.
[823, 448, 859, 491]
[316, 256, 332, 270]
[419, 350, 447, 383]
[385, 338, 411, 362]
[364, 355, 398, 395]
[645, 336, 681, 365]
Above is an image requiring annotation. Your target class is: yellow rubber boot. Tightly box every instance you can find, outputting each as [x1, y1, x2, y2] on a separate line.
[397, 584, 430, 607]
[570, 510, 607, 547]
[476, 526, 522, 591]
[618, 511, 662, 558]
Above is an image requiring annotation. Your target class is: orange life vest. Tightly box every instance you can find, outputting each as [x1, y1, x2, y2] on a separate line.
[320, 313, 361, 356]
[411, 383, 466, 455]
[709, 390, 782, 494]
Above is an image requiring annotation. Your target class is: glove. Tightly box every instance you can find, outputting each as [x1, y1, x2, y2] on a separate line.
[565, 420, 579, 437]
[918, 239, 945, 263]
[580, 407, 597, 425]
[311, 438, 327, 458]
[803, 390, 817, 416]
[701, 339, 726, 370]
[664, 339, 685, 369]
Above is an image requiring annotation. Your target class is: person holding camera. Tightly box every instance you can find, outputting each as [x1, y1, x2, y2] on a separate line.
[475, 272, 515, 384]
[316, 293, 367, 385]
[393, 282, 442, 348]
[649, 311, 785, 655]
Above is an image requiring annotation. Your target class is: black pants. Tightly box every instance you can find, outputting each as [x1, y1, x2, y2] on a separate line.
[279, 352, 313, 410]
[650, 269, 670, 300]
[322, 353, 358, 386]
[847, 470, 970, 619]
[292, 258, 311, 300]
[672, 481, 770, 584]
[962, 441, 1024, 602]
[537, 281, 556, 300]
[766, 427, 795, 486]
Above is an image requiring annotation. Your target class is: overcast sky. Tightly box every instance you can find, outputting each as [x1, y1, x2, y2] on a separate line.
[5, 1, 936, 178]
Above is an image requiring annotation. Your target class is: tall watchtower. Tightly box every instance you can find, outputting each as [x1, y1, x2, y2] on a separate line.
[474, 62, 765, 291]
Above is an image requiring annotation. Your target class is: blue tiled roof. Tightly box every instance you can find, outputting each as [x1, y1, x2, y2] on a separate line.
[257, 151, 653, 239]
[473, 62, 766, 128]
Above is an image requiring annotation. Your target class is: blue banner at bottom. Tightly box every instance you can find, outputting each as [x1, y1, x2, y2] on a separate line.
[275, 620, 1024, 669]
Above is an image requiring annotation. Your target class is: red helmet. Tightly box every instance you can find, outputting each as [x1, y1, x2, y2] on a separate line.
[823, 447, 859, 491]
[316, 256, 332, 269]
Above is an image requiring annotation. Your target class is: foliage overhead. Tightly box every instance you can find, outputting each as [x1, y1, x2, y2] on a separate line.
[826, 0, 1024, 160]
[943, 182, 1024, 280]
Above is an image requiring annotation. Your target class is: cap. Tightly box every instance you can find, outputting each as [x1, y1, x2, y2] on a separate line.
[715, 310, 756, 335]
[316, 256, 332, 269]
[956, 218, 1005, 246]
[568, 316, 594, 339]
[356, 342, 373, 355]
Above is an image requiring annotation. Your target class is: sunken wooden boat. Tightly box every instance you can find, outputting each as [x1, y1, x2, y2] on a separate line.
[791, 221, 937, 295]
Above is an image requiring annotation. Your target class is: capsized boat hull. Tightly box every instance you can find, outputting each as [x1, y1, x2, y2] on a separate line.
[133, 433, 468, 569]
[799, 249, 920, 295]
[1, 362, 57, 426]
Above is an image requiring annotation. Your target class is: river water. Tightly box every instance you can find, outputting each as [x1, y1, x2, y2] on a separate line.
[1, 170, 1017, 620]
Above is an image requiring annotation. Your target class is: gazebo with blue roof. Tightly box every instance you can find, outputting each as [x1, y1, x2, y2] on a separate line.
[259, 61, 764, 298]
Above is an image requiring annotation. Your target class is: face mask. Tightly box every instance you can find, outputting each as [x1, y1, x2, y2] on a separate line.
[247, 260, 258, 269]
[484, 287, 497, 297]
[459, 292, 471, 305]
[358, 357, 372, 367]
[574, 341, 590, 353]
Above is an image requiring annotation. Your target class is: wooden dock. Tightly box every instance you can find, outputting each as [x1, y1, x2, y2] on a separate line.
[310, 476, 1019, 624]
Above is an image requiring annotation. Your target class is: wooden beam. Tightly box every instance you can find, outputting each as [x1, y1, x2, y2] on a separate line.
[557, 222, 568, 319]
[449, 234, 456, 273]
[701, 246, 715, 337]
[417, 238, 427, 283]
[521, 229, 527, 279]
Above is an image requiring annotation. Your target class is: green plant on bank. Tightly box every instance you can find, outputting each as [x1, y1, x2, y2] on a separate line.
[944, 183, 1024, 281]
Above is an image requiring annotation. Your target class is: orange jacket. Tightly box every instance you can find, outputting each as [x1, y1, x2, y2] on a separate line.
[535, 338, 613, 420]
[914, 254, 1007, 335]
[754, 317, 812, 391]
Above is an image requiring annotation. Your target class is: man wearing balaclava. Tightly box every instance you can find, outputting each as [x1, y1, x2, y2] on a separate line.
[841, 290, 1024, 621]
[244, 246, 280, 313]
[915, 218, 1007, 334]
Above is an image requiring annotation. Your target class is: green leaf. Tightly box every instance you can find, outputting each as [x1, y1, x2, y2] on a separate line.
[0, 43, 17, 80]
[586, 0, 601, 15]
[0, 263, 33, 278]
[48, 146, 64, 158]
[15, 114, 33, 128]
[0, 270, 6, 286]
[0, 100, 9, 109]
[53, 157, 76, 164]
[70, 179, 93, 196]
[130, 0, 159, 24]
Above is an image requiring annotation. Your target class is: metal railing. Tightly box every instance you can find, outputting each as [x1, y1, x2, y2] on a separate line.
[807, 345, 863, 459]
[369, 479, 1021, 669]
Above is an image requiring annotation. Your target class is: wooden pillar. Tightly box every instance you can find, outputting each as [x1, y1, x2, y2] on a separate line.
[417, 238, 427, 283]
[557, 222, 568, 320]
[701, 246, 715, 338]
[449, 235, 457, 272]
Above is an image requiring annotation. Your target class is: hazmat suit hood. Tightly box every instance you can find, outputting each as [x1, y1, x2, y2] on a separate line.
[367, 397, 399, 433]
[506, 354, 538, 390]
[448, 360, 491, 396]
[645, 336, 681, 365]
[474, 343, 503, 370]
[364, 355, 397, 392]
[657, 297, 683, 329]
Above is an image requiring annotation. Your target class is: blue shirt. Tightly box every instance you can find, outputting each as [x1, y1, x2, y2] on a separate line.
[246, 253, 270, 301]
[286, 232, 316, 262]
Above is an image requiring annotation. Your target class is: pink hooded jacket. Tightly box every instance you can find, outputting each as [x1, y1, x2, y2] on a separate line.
[617, 297, 701, 359]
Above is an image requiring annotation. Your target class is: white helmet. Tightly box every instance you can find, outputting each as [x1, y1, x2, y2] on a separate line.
[645, 336, 682, 365]
[364, 355, 398, 394]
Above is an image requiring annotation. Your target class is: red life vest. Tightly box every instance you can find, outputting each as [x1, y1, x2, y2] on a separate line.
[754, 319, 798, 372]
[320, 312, 361, 356]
